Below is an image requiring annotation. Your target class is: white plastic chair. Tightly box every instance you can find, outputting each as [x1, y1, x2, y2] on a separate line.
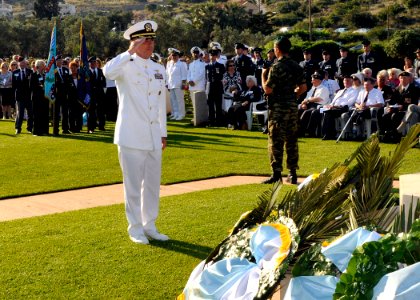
[252, 99, 268, 128]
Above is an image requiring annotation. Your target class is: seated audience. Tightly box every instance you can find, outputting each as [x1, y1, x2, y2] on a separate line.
[298, 71, 330, 137]
[350, 77, 384, 139]
[388, 68, 401, 89]
[382, 71, 419, 141]
[222, 60, 242, 111]
[362, 68, 373, 81]
[351, 72, 364, 95]
[227, 75, 261, 130]
[320, 75, 358, 140]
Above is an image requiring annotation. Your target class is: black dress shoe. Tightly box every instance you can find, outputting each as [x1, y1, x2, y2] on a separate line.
[15, 128, 21, 135]
[98, 127, 105, 131]
[62, 130, 71, 134]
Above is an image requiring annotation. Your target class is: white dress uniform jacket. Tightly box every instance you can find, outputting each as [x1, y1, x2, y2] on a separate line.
[103, 51, 167, 151]
[187, 59, 206, 92]
[166, 60, 188, 89]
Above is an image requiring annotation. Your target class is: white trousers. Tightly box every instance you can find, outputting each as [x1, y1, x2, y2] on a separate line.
[118, 146, 162, 238]
[169, 88, 185, 118]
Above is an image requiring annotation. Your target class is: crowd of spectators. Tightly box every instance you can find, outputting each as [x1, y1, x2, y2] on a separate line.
[0, 38, 419, 142]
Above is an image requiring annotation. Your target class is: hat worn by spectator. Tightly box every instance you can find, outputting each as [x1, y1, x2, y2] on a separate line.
[123, 20, 157, 41]
[190, 46, 202, 54]
[235, 42, 245, 50]
[88, 56, 97, 62]
[351, 72, 364, 82]
[209, 42, 222, 52]
[267, 49, 274, 54]
[364, 77, 375, 84]
[209, 47, 219, 55]
[399, 71, 411, 77]
[253, 47, 263, 54]
[311, 72, 323, 80]
[168, 48, 180, 55]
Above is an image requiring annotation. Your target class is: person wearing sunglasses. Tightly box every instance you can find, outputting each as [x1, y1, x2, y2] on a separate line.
[103, 20, 169, 245]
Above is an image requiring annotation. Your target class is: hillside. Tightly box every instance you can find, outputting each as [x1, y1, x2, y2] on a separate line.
[6, 0, 419, 33]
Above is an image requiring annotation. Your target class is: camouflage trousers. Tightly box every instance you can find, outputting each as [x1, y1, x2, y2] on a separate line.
[267, 106, 299, 173]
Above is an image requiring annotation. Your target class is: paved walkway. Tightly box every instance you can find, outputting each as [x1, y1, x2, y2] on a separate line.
[0, 176, 266, 222]
[0, 176, 400, 222]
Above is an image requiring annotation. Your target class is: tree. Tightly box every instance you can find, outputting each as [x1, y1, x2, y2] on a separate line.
[34, 0, 60, 20]
[385, 29, 420, 59]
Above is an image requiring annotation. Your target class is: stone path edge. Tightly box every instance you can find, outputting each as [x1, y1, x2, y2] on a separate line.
[0, 176, 400, 222]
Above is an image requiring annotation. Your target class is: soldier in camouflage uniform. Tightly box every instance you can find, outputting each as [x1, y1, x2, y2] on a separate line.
[261, 37, 307, 184]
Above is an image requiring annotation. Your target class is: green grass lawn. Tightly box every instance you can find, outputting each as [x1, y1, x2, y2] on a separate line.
[0, 117, 419, 199]
[0, 184, 279, 299]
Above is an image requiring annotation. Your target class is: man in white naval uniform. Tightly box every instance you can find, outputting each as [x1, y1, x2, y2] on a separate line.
[103, 20, 169, 245]
[187, 46, 206, 93]
[166, 48, 188, 120]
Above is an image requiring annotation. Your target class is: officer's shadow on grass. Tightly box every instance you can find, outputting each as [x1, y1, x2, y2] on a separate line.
[150, 239, 213, 260]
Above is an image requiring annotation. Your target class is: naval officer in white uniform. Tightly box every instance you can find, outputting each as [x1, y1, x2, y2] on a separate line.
[103, 20, 169, 245]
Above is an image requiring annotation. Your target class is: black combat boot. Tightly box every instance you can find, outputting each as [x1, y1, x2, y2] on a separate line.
[262, 171, 282, 184]
[286, 170, 297, 184]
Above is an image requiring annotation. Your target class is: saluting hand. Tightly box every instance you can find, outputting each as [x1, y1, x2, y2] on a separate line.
[128, 38, 146, 55]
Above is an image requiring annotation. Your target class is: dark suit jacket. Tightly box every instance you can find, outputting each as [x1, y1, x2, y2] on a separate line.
[88, 68, 106, 102]
[394, 83, 419, 111]
[29, 71, 46, 102]
[55, 66, 71, 100]
[206, 62, 226, 94]
[12, 68, 33, 101]
[357, 52, 379, 76]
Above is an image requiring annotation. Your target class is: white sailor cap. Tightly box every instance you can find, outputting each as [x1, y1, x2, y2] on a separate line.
[209, 41, 223, 52]
[190, 46, 202, 54]
[168, 48, 180, 55]
[123, 20, 157, 40]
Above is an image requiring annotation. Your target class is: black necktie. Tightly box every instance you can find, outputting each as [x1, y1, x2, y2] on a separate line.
[311, 87, 317, 97]
[332, 88, 347, 106]
[363, 91, 369, 103]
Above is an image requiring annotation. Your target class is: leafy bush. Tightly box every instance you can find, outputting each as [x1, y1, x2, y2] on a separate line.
[385, 29, 420, 58]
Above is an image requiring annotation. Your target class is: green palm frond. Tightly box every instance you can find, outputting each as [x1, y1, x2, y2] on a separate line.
[388, 198, 420, 233]
[277, 163, 353, 255]
[349, 125, 420, 229]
